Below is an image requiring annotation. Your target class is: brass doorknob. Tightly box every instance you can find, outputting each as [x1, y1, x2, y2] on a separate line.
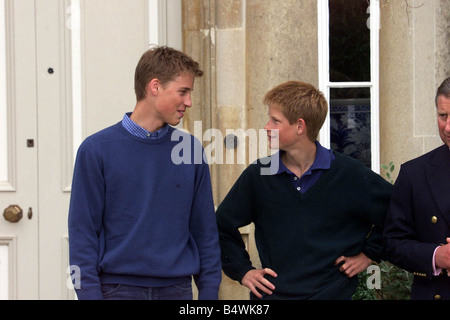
[3, 205, 23, 223]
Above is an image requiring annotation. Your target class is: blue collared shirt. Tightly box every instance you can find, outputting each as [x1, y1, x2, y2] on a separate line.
[275, 141, 335, 194]
[121, 112, 169, 139]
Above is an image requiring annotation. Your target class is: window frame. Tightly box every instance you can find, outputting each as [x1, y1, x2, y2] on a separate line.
[318, 0, 380, 173]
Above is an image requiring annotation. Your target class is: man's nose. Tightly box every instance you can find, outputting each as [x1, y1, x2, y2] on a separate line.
[185, 93, 192, 107]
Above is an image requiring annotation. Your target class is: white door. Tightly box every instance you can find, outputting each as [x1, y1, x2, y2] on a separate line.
[1, 0, 149, 299]
[0, 0, 39, 300]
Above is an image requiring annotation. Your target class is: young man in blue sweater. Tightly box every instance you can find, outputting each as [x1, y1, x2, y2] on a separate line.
[68, 46, 221, 300]
[216, 81, 393, 299]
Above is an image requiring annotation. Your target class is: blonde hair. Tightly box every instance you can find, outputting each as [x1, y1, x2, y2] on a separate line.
[264, 81, 328, 141]
[134, 46, 203, 101]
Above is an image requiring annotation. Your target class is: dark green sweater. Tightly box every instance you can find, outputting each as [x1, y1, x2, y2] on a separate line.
[216, 152, 393, 300]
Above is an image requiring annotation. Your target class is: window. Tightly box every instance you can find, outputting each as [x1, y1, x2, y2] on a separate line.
[318, 0, 380, 172]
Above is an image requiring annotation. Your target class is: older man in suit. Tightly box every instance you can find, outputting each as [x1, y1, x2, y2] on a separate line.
[383, 77, 450, 300]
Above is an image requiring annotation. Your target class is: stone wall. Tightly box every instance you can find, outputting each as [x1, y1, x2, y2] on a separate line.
[182, 0, 450, 299]
[380, 0, 450, 178]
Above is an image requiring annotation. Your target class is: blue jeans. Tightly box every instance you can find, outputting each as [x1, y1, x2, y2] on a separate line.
[101, 280, 193, 300]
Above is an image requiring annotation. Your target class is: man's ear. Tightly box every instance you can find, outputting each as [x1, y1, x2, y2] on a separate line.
[297, 118, 306, 135]
[147, 78, 160, 96]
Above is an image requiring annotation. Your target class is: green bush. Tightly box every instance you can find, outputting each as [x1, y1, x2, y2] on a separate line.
[353, 262, 413, 300]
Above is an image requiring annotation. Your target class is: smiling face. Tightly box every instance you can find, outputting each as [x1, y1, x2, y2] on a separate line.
[153, 73, 194, 126]
[437, 95, 450, 148]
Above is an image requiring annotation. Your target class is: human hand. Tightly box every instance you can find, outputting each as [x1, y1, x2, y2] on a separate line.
[435, 238, 450, 272]
[241, 268, 278, 299]
[335, 252, 372, 278]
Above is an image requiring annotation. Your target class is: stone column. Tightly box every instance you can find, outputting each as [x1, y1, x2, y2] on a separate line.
[380, 0, 450, 179]
[182, 0, 321, 300]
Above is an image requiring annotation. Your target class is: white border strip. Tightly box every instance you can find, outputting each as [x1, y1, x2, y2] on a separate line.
[148, 0, 159, 45]
[0, 236, 17, 300]
[0, 245, 9, 300]
[0, 0, 8, 182]
[70, 0, 82, 163]
[148, 0, 167, 46]
[369, 0, 380, 173]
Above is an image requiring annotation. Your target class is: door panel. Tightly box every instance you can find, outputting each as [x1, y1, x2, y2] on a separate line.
[0, 0, 39, 300]
[1, 0, 149, 299]
[83, 0, 149, 135]
[36, 0, 149, 299]
[35, 0, 73, 299]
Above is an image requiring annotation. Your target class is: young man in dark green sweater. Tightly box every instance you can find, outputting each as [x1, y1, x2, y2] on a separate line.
[216, 81, 393, 300]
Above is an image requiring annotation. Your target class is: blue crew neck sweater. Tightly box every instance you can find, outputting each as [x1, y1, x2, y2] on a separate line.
[68, 122, 221, 300]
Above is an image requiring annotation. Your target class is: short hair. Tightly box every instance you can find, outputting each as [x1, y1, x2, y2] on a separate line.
[263, 81, 328, 141]
[134, 46, 203, 101]
[436, 77, 450, 107]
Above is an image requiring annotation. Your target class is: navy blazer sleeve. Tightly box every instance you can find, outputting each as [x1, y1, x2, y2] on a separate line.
[383, 164, 437, 279]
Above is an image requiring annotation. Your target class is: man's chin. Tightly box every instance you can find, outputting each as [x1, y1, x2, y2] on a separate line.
[168, 119, 181, 126]
[440, 135, 450, 149]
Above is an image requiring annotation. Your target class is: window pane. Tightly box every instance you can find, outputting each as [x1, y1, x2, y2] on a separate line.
[330, 88, 371, 167]
[329, 0, 370, 82]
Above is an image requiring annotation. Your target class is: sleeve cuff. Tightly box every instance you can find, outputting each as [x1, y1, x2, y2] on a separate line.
[432, 246, 443, 276]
